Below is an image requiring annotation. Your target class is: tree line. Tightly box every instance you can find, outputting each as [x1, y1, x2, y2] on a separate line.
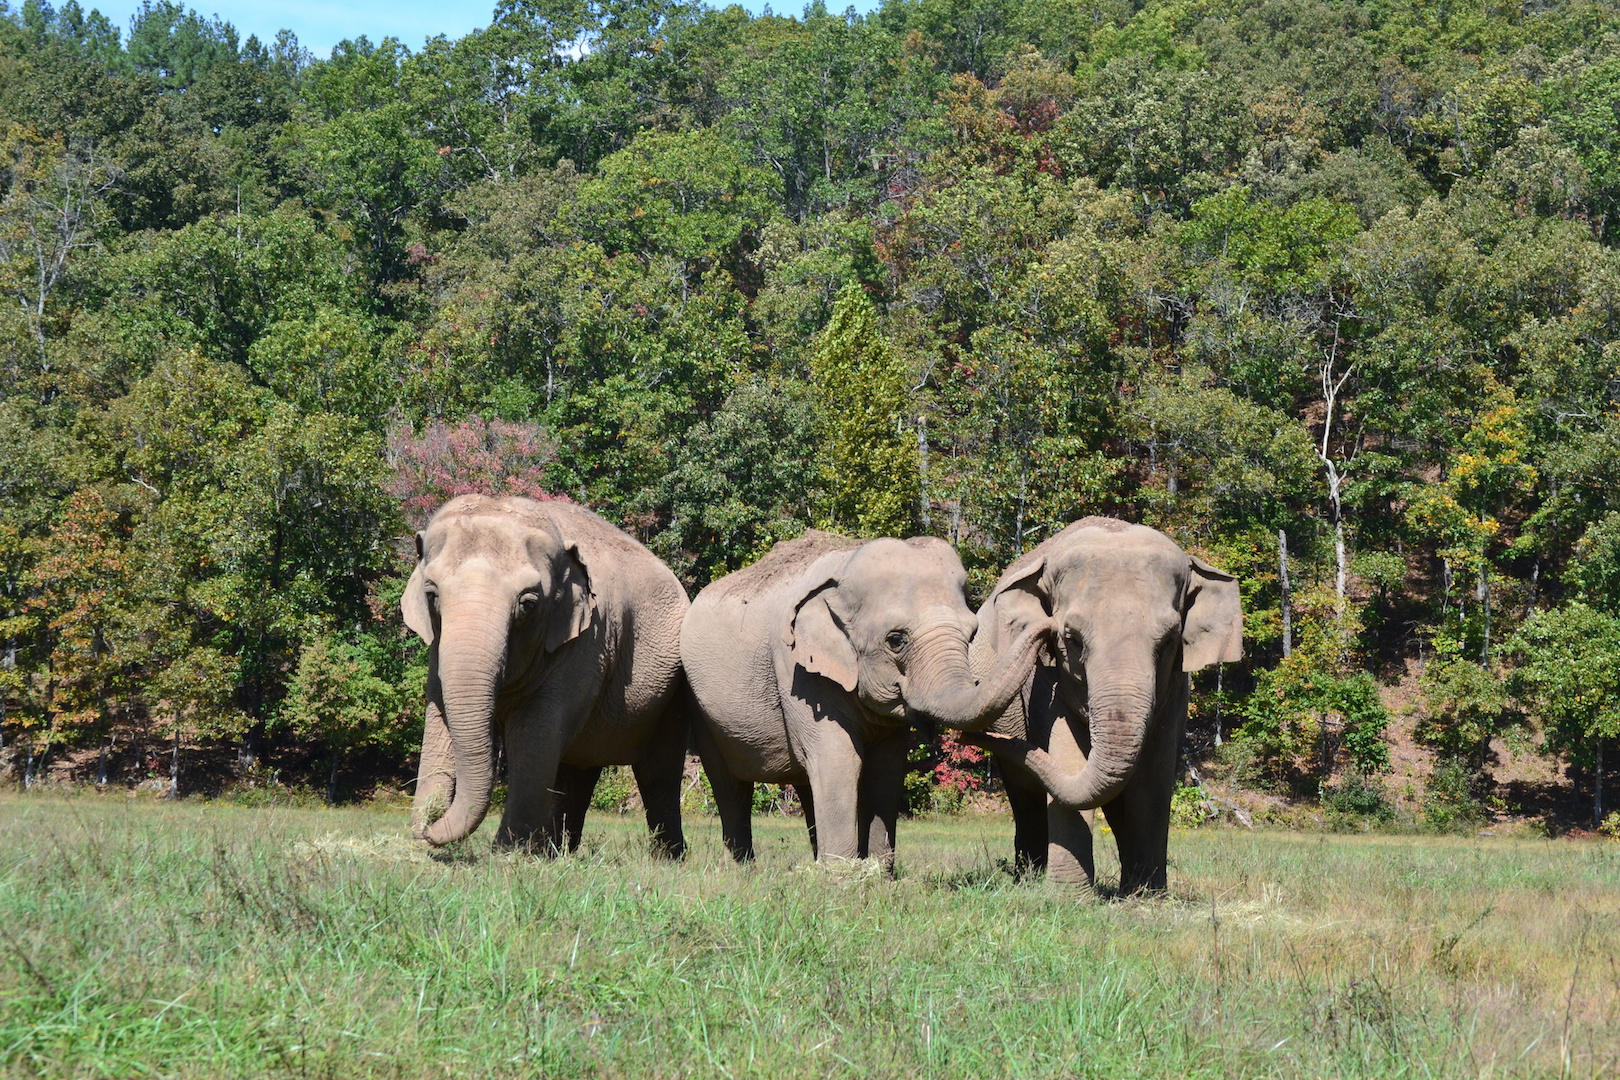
[2, 0, 1619, 820]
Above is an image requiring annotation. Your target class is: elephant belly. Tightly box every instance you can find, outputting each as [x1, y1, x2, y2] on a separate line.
[682, 596, 799, 783]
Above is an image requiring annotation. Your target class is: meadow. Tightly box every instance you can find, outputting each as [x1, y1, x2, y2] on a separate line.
[1, 795, 1618, 1079]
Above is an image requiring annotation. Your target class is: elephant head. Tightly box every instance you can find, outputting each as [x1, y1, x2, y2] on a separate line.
[785, 537, 1054, 730]
[401, 496, 593, 846]
[981, 520, 1242, 809]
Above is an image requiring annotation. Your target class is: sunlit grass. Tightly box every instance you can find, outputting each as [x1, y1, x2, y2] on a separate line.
[1, 793, 1617, 1078]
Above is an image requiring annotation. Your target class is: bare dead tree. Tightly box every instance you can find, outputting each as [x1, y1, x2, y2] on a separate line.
[0, 128, 120, 379]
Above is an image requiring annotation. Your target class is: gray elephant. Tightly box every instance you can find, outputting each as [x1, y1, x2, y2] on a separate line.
[402, 495, 690, 856]
[969, 517, 1243, 894]
[682, 530, 1054, 870]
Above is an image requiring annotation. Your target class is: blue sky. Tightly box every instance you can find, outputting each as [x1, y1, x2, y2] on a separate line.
[94, 1, 884, 58]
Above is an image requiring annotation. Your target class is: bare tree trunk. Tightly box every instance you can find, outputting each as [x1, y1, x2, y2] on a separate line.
[1278, 529, 1293, 660]
[0, 636, 12, 754]
[168, 724, 181, 799]
[24, 738, 35, 789]
[1213, 663, 1224, 748]
[1478, 564, 1491, 666]
[327, 757, 341, 807]
[1326, 462, 1348, 620]
[1320, 711, 1333, 781]
[1315, 322, 1354, 646]
[1014, 462, 1027, 550]
[1596, 737, 1605, 830]
[97, 738, 109, 786]
[917, 415, 930, 529]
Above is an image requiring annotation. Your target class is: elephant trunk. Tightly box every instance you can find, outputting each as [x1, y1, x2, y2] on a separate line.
[987, 666, 1155, 810]
[906, 618, 1054, 731]
[421, 592, 508, 846]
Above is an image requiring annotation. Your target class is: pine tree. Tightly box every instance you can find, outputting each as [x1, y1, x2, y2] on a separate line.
[808, 283, 919, 537]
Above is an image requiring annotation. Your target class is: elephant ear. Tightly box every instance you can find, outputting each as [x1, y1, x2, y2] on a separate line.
[1182, 555, 1243, 671]
[982, 555, 1050, 655]
[788, 579, 859, 693]
[401, 556, 435, 645]
[543, 539, 595, 653]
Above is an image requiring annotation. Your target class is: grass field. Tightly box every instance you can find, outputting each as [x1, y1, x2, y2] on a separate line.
[2, 795, 1618, 1078]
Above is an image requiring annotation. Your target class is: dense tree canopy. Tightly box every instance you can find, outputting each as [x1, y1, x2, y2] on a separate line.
[3, 0, 1620, 814]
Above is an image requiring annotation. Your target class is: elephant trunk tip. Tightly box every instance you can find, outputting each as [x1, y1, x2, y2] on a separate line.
[419, 785, 490, 846]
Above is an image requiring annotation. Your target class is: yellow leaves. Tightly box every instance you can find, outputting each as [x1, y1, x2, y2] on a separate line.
[1410, 384, 1538, 561]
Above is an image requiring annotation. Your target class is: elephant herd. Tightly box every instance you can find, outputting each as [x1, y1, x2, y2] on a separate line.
[401, 495, 1243, 895]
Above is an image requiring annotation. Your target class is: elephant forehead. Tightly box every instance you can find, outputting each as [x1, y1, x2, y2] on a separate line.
[425, 514, 546, 567]
[1050, 539, 1186, 598]
[846, 538, 967, 588]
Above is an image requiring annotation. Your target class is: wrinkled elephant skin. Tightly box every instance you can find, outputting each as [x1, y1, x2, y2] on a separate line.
[402, 495, 690, 856]
[682, 530, 1054, 872]
[970, 517, 1243, 895]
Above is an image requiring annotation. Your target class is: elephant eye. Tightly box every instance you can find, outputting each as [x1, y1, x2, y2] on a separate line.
[885, 630, 908, 652]
[516, 592, 541, 617]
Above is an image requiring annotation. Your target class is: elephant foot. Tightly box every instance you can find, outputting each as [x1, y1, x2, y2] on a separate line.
[1047, 840, 1098, 897]
[1047, 871, 1100, 899]
[647, 824, 686, 861]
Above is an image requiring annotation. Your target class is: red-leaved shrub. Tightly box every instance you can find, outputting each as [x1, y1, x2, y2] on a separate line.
[388, 418, 566, 527]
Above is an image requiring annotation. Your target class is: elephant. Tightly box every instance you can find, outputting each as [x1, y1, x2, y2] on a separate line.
[402, 494, 691, 856]
[968, 517, 1243, 895]
[681, 529, 1055, 871]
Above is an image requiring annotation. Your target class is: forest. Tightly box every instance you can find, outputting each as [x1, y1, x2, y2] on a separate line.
[2, 0, 1619, 826]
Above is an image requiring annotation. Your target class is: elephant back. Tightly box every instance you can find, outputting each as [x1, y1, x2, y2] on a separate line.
[701, 529, 864, 604]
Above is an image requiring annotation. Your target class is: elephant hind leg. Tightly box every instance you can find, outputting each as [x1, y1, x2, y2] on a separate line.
[631, 757, 686, 860]
[551, 763, 602, 855]
[694, 719, 754, 863]
[796, 784, 816, 859]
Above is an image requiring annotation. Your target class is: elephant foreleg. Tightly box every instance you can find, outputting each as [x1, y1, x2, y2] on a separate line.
[1046, 713, 1097, 894]
[858, 728, 908, 875]
[1104, 682, 1186, 895]
[801, 718, 864, 863]
[497, 697, 579, 853]
[411, 696, 456, 840]
[1003, 777, 1048, 877]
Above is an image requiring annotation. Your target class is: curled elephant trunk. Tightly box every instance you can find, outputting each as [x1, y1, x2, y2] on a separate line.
[421, 597, 507, 846]
[906, 617, 1055, 731]
[980, 675, 1154, 810]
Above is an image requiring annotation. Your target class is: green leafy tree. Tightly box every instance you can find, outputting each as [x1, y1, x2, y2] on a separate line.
[1509, 603, 1620, 827]
[809, 283, 919, 537]
[654, 377, 819, 587]
[568, 128, 779, 294]
[276, 633, 403, 803]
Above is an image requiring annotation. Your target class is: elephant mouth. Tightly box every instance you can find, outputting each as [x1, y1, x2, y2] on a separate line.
[868, 680, 906, 720]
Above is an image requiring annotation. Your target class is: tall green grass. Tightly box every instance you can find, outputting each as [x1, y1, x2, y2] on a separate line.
[2, 795, 1616, 1078]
